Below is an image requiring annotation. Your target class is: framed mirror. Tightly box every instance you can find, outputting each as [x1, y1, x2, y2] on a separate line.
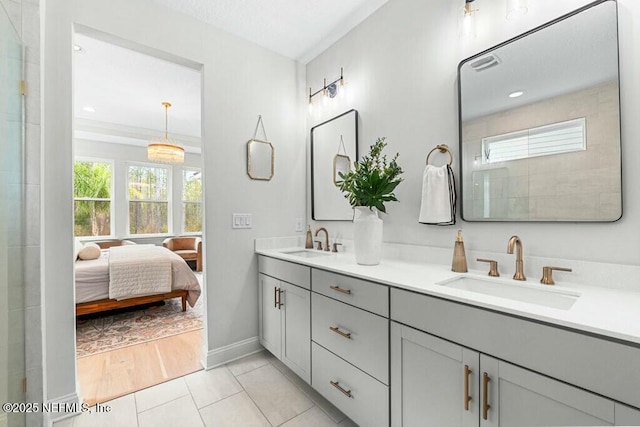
[311, 109, 358, 220]
[459, 0, 621, 222]
[247, 139, 274, 181]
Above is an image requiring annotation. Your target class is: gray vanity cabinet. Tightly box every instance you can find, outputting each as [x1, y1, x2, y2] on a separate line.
[258, 257, 311, 383]
[391, 322, 617, 426]
[310, 268, 390, 427]
[391, 322, 479, 426]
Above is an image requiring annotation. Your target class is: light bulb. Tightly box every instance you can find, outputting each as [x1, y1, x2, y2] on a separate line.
[506, 0, 528, 20]
[463, 3, 477, 39]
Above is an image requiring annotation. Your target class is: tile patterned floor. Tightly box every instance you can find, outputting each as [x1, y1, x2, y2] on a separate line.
[54, 351, 358, 427]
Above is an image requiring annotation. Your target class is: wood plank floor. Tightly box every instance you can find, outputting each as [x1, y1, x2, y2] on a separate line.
[77, 329, 203, 406]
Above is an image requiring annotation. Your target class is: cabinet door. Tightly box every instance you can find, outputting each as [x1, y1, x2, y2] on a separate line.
[391, 322, 479, 427]
[280, 281, 310, 383]
[480, 354, 614, 427]
[259, 273, 281, 359]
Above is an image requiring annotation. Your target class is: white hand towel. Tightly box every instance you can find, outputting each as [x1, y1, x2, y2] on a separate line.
[419, 164, 456, 225]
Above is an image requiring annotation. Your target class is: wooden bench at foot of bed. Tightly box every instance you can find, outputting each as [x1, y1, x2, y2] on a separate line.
[76, 290, 188, 316]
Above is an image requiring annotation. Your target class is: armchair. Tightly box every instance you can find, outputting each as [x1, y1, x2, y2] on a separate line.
[162, 236, 202, 272]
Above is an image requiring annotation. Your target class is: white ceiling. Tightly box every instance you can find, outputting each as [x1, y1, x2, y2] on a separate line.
[148, 0, 388, 63]
[73, 0, 388, 150]
[460, 1, 618, 121]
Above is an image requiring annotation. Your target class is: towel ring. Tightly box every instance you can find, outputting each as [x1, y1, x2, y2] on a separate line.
[426, 144, 454, 166]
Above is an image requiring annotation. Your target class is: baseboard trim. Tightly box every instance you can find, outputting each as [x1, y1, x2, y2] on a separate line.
[44, 391, 82, 426]
[203, 336, 262, 369]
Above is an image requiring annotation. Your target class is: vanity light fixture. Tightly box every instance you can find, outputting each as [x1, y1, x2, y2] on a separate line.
[308, 68, 345, 111]
[509, 90, 524, 98]
[506, 0, 528, 20]
[147, 101, 185, 164]
[463, 0, 478, 39]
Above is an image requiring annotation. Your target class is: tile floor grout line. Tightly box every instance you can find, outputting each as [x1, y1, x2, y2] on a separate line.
[195, 388, 244, 411]
[276, 405, 317, 427]
[189, 391, 208, 427]
[266, 359, 347, 425]
[228, 357, 273, 378]
[133, 380, 191, 414]
[241, 391, 278, 427]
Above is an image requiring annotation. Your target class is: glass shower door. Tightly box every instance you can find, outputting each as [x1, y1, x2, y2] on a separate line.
[0, 5, 25, 427]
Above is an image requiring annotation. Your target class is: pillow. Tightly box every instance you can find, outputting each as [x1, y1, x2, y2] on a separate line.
[74, 237, 84, 260]
[78, 242, 101, 260]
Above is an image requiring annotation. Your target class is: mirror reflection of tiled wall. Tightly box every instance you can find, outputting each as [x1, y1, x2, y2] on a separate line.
[463, 81, 621, 221]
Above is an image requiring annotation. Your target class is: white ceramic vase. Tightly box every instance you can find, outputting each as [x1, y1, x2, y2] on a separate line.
[353, 206, 383, 265]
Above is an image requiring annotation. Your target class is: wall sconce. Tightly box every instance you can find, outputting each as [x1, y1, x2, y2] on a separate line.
[463, 0, 478, 38]
[506, 0, 528, 20]
[308, 68, 345, 112]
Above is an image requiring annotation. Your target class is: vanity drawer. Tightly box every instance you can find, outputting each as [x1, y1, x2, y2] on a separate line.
[312, 342, 388, 427]
[312, 293, 389, 384]
[312, 269, 388, 316]
[259, 256, 310, 289]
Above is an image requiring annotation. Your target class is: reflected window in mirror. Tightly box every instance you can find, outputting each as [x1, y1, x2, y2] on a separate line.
[458, 0, 621, 222]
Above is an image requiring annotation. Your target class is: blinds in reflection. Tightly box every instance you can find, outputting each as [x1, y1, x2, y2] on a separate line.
[482, 117, 586, 164]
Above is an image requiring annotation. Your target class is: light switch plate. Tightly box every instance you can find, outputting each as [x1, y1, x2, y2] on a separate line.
[232, 213, 252, 229]
[295, 218, 304, 232]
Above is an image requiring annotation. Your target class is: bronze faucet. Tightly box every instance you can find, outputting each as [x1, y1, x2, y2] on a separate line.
[314, 227, 330, 252]
[507, 236, 526, 281]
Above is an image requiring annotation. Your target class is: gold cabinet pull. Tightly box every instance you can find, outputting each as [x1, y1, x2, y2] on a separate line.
[278, 289, 284, 309]
[330, 285, 351, 295]
[329, 326, 352, 339]
[274, 286, 278, 308]
[330, 380, 352, 398]
[482, 372, 491, 420]
[464, 365, 472, 411]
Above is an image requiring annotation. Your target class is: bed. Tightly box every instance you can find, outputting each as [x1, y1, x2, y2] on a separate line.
[75, 244, 201, 316]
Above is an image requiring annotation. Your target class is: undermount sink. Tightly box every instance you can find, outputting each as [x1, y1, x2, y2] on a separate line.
[438, 276, 579, 310]
[282, 249, 333, 258]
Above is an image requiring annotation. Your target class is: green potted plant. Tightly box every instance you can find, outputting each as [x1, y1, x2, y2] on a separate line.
[337, 137, 403, 265]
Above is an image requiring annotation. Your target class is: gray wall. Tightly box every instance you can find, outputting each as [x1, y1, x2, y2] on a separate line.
[306, 0, 640, 266]
[43, 0, 306, 416]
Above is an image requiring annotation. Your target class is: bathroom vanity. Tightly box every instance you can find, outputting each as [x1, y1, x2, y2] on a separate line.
[256, 246, 640, 427]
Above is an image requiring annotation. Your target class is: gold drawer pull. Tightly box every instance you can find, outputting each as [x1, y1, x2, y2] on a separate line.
[329, 326, 352, 339]
[482, 372, 491, 420]
[464, 365, 472, 411]
[330, 380, 352, 398]
[330, 285, 351, 295]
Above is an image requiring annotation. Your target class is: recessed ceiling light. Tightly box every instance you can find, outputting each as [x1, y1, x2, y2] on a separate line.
[82, 106, 95, 113]
[73, 44, 84, 52]
[509, 91, 524, 98]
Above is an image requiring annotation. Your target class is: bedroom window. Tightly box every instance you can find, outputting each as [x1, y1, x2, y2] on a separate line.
[74, 160, 112, 237]
[183, 169, 202, 233]
[128, 164, 170, 235]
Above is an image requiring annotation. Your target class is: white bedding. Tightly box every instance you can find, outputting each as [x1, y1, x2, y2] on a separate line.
[109, 245, 172, 300]
[75, 246, 201, 307]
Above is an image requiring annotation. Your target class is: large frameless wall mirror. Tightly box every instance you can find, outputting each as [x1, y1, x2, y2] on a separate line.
[311, 109, 358, 220]
[459, 0, 621, 222]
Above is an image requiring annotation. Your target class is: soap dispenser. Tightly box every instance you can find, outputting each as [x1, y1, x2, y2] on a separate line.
[305, 225, 313, 249]
[451, 230, 468, 273]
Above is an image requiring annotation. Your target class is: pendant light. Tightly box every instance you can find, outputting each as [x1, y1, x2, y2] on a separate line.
[147, 101, 184, 164]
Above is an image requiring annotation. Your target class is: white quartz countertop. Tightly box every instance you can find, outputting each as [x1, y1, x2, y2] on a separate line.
[256, 246, 640, 346]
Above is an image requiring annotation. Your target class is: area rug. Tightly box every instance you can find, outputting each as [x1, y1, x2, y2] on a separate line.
[76, 295, 203, 358]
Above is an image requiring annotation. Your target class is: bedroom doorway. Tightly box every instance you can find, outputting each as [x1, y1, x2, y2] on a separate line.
[72, 30, 206, 405]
